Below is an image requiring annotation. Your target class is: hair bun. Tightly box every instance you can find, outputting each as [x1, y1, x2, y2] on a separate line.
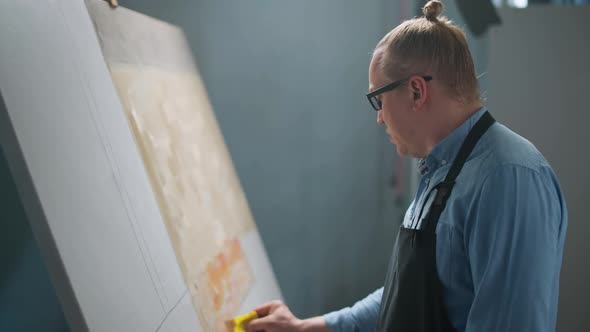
[423, 0, 444, 22]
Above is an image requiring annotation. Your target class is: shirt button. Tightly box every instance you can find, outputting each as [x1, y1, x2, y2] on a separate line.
[441, 160, 447, 165]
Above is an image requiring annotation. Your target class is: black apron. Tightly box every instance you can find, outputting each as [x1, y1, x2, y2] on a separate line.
[377, 111, 495, 332]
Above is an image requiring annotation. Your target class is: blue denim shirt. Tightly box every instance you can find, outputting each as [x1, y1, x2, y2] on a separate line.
[324, 108, 568, 332]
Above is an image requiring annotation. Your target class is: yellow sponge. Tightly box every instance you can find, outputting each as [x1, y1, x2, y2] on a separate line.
[225, 311, 259, 332]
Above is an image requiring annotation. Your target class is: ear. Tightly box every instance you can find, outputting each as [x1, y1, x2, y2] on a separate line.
[408, 76, 428, 110]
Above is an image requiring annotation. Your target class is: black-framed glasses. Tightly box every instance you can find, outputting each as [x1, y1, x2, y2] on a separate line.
[366, 76, 433, 111]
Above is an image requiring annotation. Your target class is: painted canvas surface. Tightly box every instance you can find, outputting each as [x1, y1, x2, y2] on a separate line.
[111, 64, 255, 331]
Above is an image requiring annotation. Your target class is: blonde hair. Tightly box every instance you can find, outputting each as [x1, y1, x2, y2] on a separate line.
[375, 0, 480, 104]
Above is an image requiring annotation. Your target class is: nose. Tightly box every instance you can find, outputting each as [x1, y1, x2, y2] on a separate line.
[377, 110, 384, 125]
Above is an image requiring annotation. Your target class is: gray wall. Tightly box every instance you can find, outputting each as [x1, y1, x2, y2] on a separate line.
[487, 6, 590, 331]
[119, 0, 409, 316]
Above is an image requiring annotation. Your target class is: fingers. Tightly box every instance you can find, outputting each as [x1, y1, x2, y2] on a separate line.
[253, 300, 284, 317]
[246, 300, 293, 332]
[245, 315, 273, 332]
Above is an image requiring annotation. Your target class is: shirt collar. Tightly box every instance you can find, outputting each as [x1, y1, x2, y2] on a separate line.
[417, 107, 487, 176]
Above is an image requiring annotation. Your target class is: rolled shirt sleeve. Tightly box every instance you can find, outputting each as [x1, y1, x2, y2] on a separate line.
[324, 287, 383, 332]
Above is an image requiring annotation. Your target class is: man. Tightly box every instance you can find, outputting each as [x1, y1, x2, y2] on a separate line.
[246, 1, 567, 331]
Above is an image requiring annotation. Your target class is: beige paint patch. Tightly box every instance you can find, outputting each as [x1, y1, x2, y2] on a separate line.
[110, 63, 255, 331]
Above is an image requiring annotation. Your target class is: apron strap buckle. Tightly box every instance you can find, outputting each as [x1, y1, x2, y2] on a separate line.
[434, 180, 455, 206]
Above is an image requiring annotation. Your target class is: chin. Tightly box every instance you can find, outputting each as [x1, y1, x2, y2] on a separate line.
[389, 137, 409, 157]
[395, 144, 409, 157]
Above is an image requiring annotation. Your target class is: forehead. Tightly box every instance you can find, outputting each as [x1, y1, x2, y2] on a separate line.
[368, 51, 387, 91]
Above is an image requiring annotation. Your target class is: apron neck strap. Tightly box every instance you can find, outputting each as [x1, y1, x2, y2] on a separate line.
[425, 111, 496, 234]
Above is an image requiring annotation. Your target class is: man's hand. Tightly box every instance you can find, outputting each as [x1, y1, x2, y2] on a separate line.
[245, 300, 329, 332]
[245, 300, 302, 332]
